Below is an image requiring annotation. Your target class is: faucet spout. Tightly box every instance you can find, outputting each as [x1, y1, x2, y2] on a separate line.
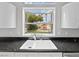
[33, 34, 37, 40]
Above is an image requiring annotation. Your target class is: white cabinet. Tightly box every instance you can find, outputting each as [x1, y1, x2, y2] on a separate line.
[63, 53, 79, 57]
[0, 52, 62, 57]
[0, 2, 16, 28]
[61, 3, 79, 28]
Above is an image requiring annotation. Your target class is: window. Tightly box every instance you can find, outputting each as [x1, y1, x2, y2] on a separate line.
[23, 7, 55, 37]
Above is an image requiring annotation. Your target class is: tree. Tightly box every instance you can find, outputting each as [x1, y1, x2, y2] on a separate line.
[27, 13, 43, 22]
[26, 13, 43, 31]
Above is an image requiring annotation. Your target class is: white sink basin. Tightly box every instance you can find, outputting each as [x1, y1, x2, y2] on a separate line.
[20, 40, 57, 50]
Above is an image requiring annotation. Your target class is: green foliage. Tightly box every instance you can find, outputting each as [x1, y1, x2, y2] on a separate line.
[27, 24, 38, 30]
[25, 12, 43, 31]
[27, 13, 43, 22]
[36, 15, 43, 22]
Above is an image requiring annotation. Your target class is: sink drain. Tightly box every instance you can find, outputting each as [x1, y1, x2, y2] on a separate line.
[28, 47, 32, 48]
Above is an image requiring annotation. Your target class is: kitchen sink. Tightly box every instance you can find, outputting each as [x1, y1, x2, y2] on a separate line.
[20, 40, 57, 50]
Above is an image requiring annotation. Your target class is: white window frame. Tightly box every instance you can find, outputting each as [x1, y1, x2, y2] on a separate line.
[22, 7, 56, 37]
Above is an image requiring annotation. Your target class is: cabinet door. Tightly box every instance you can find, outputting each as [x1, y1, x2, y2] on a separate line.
[14, 52, 62, 57]
[61, 3, 79, 28]
[0, 52, 62, 57]
[63, 53, 79, 57]
[0, 2, 16, 28]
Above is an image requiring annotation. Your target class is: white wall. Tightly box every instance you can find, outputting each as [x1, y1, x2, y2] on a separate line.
[0, 2, 79, 37]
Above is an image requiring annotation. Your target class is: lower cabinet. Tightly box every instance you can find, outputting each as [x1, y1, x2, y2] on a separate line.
[0, 52, 62, 57]
[1, 52, 79, 57]
[63, 53, 79, 57]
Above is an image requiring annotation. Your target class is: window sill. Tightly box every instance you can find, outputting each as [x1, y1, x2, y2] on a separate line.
[23, 33, 55, 37]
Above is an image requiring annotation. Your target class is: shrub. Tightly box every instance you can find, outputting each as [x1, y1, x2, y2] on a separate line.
[27, 24, 38, 30]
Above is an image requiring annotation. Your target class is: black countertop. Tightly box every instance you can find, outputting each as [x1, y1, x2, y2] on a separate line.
[0, 37, 79, 52]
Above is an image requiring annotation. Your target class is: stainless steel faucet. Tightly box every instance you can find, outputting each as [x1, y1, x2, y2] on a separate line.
[33, 34, 37, 40]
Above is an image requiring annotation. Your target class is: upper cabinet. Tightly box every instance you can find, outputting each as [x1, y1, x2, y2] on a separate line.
[61, 3, 79, 28]
[0, 2, 16, 28]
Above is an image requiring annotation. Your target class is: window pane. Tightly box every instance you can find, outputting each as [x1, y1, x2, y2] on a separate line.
[25, 9, 53, 14]
[25, 24, 53, 33]
[25, 9, 53, 23]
